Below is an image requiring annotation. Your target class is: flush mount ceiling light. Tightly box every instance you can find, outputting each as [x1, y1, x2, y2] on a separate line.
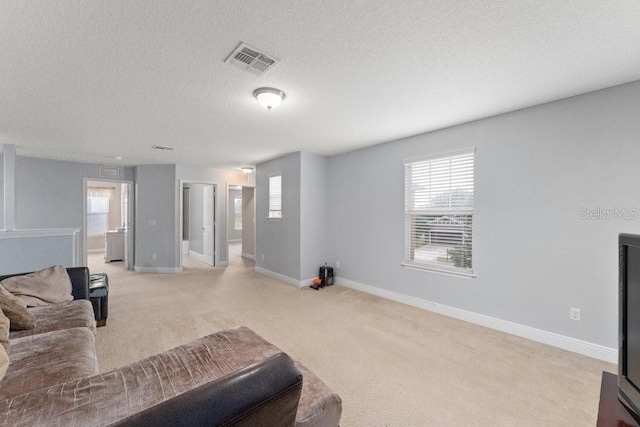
[253, 87, 285, 111]
[241, 167, 254, 174]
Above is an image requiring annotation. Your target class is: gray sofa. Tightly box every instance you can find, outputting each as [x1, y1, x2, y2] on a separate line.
[0, 267, 342, 426]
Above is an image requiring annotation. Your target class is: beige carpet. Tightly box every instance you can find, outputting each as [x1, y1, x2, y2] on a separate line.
[89, 247, 614, 426]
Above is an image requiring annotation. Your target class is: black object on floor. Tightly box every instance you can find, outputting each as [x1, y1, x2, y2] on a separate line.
[319, 264, 335, 287]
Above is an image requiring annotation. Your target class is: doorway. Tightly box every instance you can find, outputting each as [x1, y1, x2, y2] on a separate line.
[226, 185, 255, 266]
[181, 183, 216, 268]
[83, 179, 134, 271]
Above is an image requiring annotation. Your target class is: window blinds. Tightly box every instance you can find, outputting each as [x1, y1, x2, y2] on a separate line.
[404, 149, 474, 274]
[268, 175, 282, 218]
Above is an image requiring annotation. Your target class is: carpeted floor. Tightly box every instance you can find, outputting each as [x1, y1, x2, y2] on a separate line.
[89, 245, 614, 426]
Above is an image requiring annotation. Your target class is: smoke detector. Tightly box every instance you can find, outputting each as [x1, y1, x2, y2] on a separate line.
[225, 42, 280, 77]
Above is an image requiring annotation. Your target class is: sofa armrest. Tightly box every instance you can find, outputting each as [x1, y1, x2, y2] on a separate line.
[65, 267, 90, 300]
[112, 352, 303, 427]
[0, 267, 89, 300]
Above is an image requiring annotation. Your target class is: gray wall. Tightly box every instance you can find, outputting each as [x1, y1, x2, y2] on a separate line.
[134, 164, 178, 270]
[242, 186, 255, 257]
[327, 80, 640, 349]
[0, 233, 78, 275]
[8, 157, 133, 229]
[188, 183, 204, 254]
[0, 160, 3, 228]
[0, 156, 134, 258]
[300, 152, 329, 280]
[256, 152, 302, 280]
[228, 189, 242, 242]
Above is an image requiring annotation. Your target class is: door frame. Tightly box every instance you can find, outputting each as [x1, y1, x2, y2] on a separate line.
[179, 180, 218, 270]
[202, 184, 215, 266]
[225, 183, 256, 263]
[82, 178, 135, 269]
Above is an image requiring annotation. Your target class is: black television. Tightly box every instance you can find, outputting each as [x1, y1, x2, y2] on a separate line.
[619, 233, 640, 423]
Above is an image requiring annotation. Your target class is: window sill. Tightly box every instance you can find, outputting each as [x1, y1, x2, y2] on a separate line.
[401, 262, 475, 279]
[267, 217, 282, 221]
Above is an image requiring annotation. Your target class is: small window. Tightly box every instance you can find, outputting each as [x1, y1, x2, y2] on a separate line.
[234, 197, 242, 230]
[268, 175, 282, 219]
[87, 196, 109, 235]
[403, 149, 474, 276]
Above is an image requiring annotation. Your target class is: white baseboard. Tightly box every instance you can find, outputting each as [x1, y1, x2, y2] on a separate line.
[241, 253, 255, 260]
[337, 277, 617, 364]
[134, 266, 182, 274]
[254, 266, 309, 288]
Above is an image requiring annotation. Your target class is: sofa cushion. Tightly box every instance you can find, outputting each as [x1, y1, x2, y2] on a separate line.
[112, 353, 303, 427]
[9, 300, 96, 340]
[0, 326, 341, 427]
[1, 327, 98, 400]
[0, 265, 73, 307]
[0, 308, 10, 353]
[0, 327, 280, 425]
[0, 285, 35, 330]
[0, 345, 8, 384]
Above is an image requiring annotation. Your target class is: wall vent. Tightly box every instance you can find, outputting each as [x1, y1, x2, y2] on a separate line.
[99, 166, 120, 179]
[225, 42, 280, 77]
[153, 145, 175, 152]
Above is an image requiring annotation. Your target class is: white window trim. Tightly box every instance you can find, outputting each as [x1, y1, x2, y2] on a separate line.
[402, 147, 475, 278]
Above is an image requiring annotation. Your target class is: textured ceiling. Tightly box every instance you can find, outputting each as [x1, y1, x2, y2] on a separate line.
[1, 1, 640, 171]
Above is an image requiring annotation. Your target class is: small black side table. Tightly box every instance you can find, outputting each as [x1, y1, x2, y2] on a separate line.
[89, 273, 109, 327]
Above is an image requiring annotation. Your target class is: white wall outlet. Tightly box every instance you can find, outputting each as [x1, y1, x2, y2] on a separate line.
[569, 307, 581, 321]
[336, 261, 340, 269]
[262, 254, 265, 261]
[149, 219, 156, 226]
[152, 253, 157, 260]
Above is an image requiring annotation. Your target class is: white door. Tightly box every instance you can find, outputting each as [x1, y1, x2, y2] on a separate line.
[202, 185, 215, 266]
[122, 182, 134, 270]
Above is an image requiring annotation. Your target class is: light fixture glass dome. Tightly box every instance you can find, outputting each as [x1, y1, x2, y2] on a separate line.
[253, 87, 285, 110]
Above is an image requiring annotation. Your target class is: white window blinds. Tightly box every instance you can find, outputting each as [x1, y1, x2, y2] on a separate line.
[404, 149, 474, 275]
[268, 175, 282, 219]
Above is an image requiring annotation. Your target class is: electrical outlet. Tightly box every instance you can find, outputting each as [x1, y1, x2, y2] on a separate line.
[262, 254, 265, 261]
[336, 261, 340, 269]
[569, 307, 581, 321]
[152, 253, 156, 260]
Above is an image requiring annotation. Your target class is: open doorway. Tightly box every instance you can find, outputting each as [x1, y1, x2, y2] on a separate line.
[181, 183, 216, 269]
[226, 185, 255, 266]
[84, 179, 134, 271]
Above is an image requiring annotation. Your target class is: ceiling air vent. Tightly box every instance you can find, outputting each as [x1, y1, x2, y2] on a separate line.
[153, 145, 175, 152]
[225, 42, 280, 77]
[99, 166, 120, 179]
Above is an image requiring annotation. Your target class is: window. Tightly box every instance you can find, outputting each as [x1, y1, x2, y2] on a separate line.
[268, 175, 282, 219]
[87, 195, 110, 236]
[234, 197, 242, 230]
[404, 149, 474, 276]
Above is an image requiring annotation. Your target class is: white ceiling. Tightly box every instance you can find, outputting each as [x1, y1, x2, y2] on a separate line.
[1, 1, 640, 171]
